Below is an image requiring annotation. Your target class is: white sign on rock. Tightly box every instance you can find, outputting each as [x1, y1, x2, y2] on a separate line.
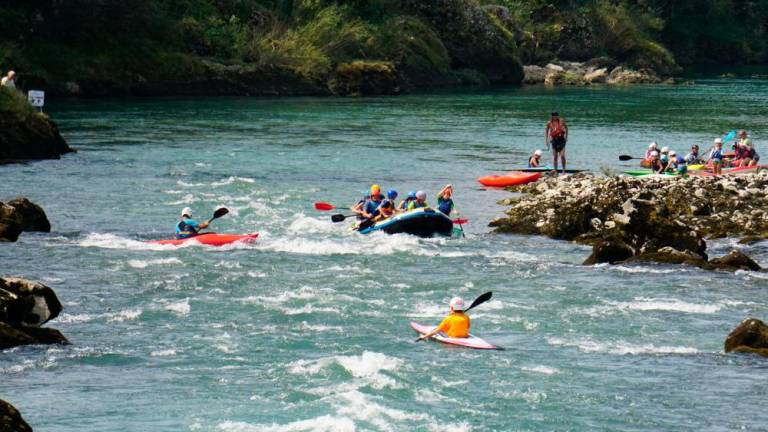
[28, 90, 45, 108]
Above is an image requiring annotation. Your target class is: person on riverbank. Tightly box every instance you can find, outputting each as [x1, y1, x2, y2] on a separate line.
[176, 207, 209, 239]
[664, 150, 679, 172]
[649, 151, 664, 173]
[436, 184, 455, 216]
[528, 149, 543, 168]
[1, 71, 16, 89]
[645, 142, 658, 159]
[685, 144, 703, 165]
[417, 297, 470, 340]
[407, 190, 428, 210]
[545, 112, 568, 173]
[710, 139, 724, 175]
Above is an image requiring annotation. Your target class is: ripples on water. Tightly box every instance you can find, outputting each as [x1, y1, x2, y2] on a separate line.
[2, 81, 768, 431]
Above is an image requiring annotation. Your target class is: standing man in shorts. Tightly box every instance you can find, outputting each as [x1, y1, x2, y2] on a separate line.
[545, 112, 568, 174]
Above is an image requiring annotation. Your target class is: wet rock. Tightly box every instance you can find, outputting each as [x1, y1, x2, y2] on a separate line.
[0, 277, 67, 350]
[327, 61, 400, 96]
[584, 68, 608, 83]
[583, 236, 634, 265]
[738, 235, 766, 245]
[709, 250, 762, 272]
[607, 67, 661, 84]
[523, 65, 548, 84]
[0, 198, 50, 242]
[625, 247, 707, 268]
[0, 399, 33, 432]
[725, 318, 768, 358]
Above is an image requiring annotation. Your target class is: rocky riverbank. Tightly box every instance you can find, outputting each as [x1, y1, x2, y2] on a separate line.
[726, 318, 768, 358]
[0, 276, 67, 349]
[0, 399, 32, 432]
[523, 60, 672, 86]
[490, 173, 767, 271]
[0, 87, 73, 163]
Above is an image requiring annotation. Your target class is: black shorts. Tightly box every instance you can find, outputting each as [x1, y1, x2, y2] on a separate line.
[551, 137, 566, 152]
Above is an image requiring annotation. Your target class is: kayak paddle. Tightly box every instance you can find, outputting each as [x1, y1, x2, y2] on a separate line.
[415, 291, 493, 342]
[331, 213, 357, 223]
[206, 207, 229, 224]
[452, 218, 468, 225]
[619, 155, 643, 161]
[314, 202, 336, 211]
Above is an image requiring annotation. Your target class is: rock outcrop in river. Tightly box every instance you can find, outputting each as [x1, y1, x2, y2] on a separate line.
[0, 87, 73, 163]
[725, 318, 768, 358]
[523, 60, 668, 86]
[0, 198, 51, 242]
[0, 399, 33, 432]
[490, 173, 766, 271]
[0, 276, 67, 349]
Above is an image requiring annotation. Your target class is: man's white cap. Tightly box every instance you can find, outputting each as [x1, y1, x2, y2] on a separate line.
[660, 146, 669, 153]
[449, 297, 465, 311]
[669, 150, 677, 156]
[534, 149, 542, 156]
[649, 142, 657, 149]
[181, 207, 192, 218]
[714, 138, 723, 144]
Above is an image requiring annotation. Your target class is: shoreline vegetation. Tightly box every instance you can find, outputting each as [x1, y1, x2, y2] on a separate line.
[0, 1, 766, 98]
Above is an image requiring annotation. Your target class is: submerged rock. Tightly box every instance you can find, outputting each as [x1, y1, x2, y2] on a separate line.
[0, 198, 51, 242]
[0, 277, 67, 349]
[0, 399, 33, 432]
[725, 318, 768, 358]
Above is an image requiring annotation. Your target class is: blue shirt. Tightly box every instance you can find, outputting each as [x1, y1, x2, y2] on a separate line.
[363, 199, 382, 215]
[711, 149, 723, 161]
[176, 218, 201, 239]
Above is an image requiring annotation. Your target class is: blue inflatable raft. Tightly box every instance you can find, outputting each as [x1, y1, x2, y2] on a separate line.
[357, 208, 454, 237]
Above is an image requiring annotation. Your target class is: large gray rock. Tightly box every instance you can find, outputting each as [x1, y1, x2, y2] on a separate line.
[0, 277, 67, 350]
[0, 399, 33, 432]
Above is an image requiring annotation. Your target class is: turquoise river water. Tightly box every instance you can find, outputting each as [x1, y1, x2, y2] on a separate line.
[2, 78, 768, 431]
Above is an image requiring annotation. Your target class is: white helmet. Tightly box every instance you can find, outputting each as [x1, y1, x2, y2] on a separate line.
[660, 146, 669, 153]
[449, 297, 465, 311]
[669, 150, 677, 156]
[649, 142, 658, 149]
[534, 149, 543, 156]
[181, 207, 192, 218]
[416, 190, 427, 200]
[714, 138, 723, 144]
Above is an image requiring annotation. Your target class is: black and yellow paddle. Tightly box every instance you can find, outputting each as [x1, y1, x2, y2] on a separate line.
[207, 207, 229, 224]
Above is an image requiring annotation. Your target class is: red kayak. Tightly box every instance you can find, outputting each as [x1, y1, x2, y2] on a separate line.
[696, 165, 767, 177]
[147, 232, 259, 246]
[478, 171, 541, 187]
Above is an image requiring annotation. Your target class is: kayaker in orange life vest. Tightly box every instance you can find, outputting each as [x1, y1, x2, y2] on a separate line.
[545, 112, 569, 174]
[417, 297, 470, 340]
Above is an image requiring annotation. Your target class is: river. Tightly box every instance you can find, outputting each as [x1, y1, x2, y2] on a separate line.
[2, 78, 768, 431]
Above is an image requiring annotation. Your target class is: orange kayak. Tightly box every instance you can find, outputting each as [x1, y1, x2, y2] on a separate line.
[477, 171, 541, 187]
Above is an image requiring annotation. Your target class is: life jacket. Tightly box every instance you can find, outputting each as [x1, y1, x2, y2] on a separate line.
[549, 120, 565, 139]
[437, 198, 453, 215]
[176, 220, 199, 239]
[528, 156, 539, 168]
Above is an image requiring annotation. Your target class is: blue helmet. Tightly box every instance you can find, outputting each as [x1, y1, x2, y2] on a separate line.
[407, 191, 417, 199]
[387, 189, 398, 199]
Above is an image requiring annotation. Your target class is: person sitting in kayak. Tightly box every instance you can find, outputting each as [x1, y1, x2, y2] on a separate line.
[685, 144, 703, 165]
[176, 207, 209, 239]
[649, 150, 664, 173]
[528, 149, 542, 168]
[436, 184, 455, 215]
[710, 138, 724, 175]
[352, 184, 383, 218]
[645, 142, 658, 160]
[417, 297, 470, 340]
[407, 190, 429, 211]
[398, 191, 416, 211]
[664, 150, 679, 172]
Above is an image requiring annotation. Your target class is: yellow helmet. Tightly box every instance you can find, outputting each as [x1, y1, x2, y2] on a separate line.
[370, 184, 381, 194]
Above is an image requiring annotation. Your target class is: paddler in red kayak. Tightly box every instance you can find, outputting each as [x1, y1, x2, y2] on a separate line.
[176, 207, 209, 239]
[417, 297, 470, 341]
[545, 112, 568, 174]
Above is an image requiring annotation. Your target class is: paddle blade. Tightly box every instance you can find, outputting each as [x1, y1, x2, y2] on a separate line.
[314, 202, 335, 211]
[452, 218, 468, 225]
[723, 130, 737, 143]
[212, 207, 229, 220]
[464, 291, 493, 312]
[618, 155, 636, 161]
[331, 214, 347, 223]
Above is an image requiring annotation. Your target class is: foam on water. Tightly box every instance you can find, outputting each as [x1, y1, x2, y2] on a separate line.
[546, 336, 700, 355]
[288, 351, 404, 390]
[217, 416, 355, 432]
[78, 233, 171, 251]
[161, 298, 191, 316]
[581, 297, 740, 316]
[521, 365, 560, 375]
[210, 176, 256, 187]
[127, 257, 182, 269]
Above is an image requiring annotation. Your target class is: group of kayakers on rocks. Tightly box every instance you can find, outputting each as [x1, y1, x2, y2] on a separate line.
[639, 130, 759, 175]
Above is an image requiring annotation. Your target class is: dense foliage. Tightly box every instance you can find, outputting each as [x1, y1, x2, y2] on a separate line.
[0, 1, 765, 95]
